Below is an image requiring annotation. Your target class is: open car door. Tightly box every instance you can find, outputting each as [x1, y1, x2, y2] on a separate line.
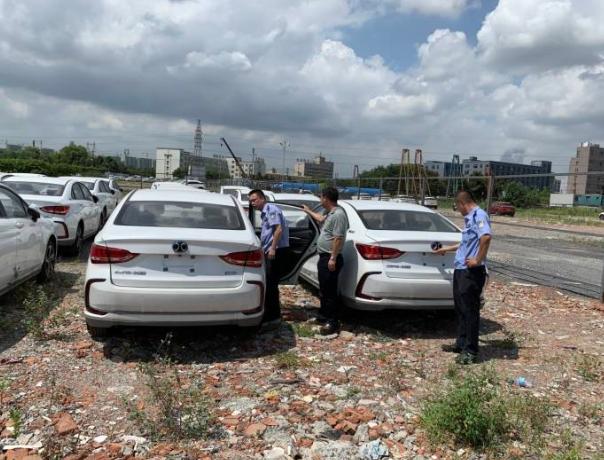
[251, 203, 319, 285]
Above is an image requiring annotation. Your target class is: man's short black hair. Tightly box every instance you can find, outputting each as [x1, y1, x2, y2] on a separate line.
[455, 190, 475, 204]
[321, 187, 339, 203]
[248, 189, 265, 199]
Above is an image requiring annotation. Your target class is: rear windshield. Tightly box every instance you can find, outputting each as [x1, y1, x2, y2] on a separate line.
[115, 201, 245, 229]
[357, 210, 459, 233]
[5, 181, 65, 197]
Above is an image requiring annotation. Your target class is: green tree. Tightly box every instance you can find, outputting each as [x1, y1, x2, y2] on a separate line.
[172, 167, 185, 179]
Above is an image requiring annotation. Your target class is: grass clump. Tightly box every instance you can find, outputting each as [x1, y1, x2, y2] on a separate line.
[292, 322, 315, 338]
[274, 351, 301, 369]
[127, 361, 215, 441]
[575, 353, 602, 382]
[420, 366, 551, 451]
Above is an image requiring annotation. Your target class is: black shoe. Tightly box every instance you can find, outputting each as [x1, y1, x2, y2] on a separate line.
[441, 344, 462, 353]
[309, 315, 328, 325]
[319, 321, 340, 336]
[455, 352, 477, 365]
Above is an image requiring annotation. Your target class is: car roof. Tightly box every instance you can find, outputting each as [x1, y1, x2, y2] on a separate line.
[60, 176, 106, 182]
[221, 186, 251, 191]
[343, 199, 435, 213]
[130, 188, 237, 206]
[274, 193, 320, 201]
[3, 176, 72, 185]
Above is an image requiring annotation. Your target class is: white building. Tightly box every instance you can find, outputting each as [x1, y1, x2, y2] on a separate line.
[155, 148, 205, 180]
[226, 157, 266, 179]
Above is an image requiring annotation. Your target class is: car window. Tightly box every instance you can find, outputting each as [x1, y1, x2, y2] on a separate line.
[99, 181, 111, 193]
[81, 181, 95, 191]
[223, 189, 238, 197]
[4, 181, 65, 197]
[357, 210, 459, 233]
[71, 183, 85, 200]
[0, 189, 27, 218]
[79, 184, 95, 201]
[115, 201, 245, 230]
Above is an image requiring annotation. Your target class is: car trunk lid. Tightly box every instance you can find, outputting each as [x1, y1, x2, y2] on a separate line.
[102, 227, 259, 289]
[364, 230, 460, 280]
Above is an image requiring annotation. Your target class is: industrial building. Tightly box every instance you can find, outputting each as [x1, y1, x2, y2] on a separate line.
[155, 147, 205, 180]
[225, 156, 266, 179]
[294, 154, 334, 179]
[567, 142, 604, 195]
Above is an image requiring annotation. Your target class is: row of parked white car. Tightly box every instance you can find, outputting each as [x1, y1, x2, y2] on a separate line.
[0, 173, 122, 296]
[83, 184, 462, 338]
[1, 177, 463, 339]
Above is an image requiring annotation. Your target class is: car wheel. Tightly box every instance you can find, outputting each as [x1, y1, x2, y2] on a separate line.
[37, 239, 56, 283]
[87, 323, 110, 340]
[600, 214, 604, 221]
[66, 224, 83, 257]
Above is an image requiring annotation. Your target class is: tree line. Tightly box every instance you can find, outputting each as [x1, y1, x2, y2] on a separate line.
[0, 143, 154, 177]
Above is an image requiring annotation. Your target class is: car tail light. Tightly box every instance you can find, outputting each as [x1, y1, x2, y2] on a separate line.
[356, 243, 403, 260]
[220, 249, 263, 267]
[355, 272, 382, 300]
[90, 243, 138, 264]
[40, 205, 70, 215]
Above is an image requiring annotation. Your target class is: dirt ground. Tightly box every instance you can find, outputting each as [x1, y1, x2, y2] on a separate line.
[0, 256, 603, 460]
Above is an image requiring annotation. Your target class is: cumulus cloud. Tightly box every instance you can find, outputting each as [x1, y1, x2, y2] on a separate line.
[1, 0, 604, 173]
[477, 0, 604, 72]
[387, 0, 474, 18]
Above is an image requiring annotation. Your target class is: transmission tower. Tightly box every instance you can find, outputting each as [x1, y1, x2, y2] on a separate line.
[194, 119, 203, 157]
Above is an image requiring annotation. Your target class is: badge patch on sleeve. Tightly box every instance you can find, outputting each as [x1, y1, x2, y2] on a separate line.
[478, 220, 485, 229]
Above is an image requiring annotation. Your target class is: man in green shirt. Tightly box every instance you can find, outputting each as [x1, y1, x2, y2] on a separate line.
[303, 187, 349, 335]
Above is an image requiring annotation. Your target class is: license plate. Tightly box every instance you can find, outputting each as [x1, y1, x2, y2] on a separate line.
[162, 255, 196, 273]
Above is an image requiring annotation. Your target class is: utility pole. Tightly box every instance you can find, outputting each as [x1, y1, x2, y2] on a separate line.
[280, 139, 289, 183]
[353, 165, 360, 199]
[415, 149, 424, 205]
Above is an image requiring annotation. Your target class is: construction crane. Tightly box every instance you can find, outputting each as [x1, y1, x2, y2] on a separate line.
[220, 137, 247, 179]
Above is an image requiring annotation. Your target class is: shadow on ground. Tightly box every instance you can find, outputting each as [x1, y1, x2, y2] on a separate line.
[100, 323, 298, 365]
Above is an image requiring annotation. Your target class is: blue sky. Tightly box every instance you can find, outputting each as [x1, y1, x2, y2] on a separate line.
[1, 0, 603, 175]
[343, 0, 499, 71]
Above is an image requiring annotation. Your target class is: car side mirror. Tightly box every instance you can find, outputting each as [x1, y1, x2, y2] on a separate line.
[110, 189, 115, 195]
[28, 207, 40, 222]
[92, 195, 99, 203]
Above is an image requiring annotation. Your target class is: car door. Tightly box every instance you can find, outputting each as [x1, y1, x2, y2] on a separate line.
[0, 187, 41, 279]
[77, 183, 99, 236]
[99, 180, 117, 213]
[251, 204, 319, 285]
[0, 189, 19, 290]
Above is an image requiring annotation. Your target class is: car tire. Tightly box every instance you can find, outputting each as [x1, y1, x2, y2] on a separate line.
[37, 239, 56, 283]
[66, 224, 83, 257]
[99, 209, 107, 230]
[87, 323, 110, 340]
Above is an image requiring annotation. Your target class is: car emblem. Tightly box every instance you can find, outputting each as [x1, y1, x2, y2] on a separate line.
[430, 241, 442, 251]
[172, 241, 189, 253]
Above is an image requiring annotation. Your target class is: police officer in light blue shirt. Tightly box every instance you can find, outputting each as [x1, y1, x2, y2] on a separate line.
[249, 190, 289, 329]
[433, 190, 492, 364]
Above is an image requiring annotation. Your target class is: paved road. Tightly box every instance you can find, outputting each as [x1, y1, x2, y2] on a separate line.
[447, 216, 604, 298]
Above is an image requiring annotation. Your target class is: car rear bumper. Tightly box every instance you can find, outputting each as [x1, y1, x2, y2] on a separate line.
[84, 277, 264, 328]
[350, 272, 454, 310]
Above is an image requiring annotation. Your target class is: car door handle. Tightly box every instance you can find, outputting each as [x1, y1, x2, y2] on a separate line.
[15, 222, 24, 229]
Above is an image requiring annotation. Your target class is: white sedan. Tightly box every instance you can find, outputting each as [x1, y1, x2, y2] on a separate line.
[273, 192, 320, 209]
[84, 189, 318, 338]
[2, 176, 102, 255]
[0, 184, 57, 296]
[299, 200, 462, 310]
[60, 176, 120, 225]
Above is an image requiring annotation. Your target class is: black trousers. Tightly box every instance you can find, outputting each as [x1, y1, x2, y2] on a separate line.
[264, 248, 288, 322]
[317, 253, 344, 324]
[453, 267, 487, 356]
